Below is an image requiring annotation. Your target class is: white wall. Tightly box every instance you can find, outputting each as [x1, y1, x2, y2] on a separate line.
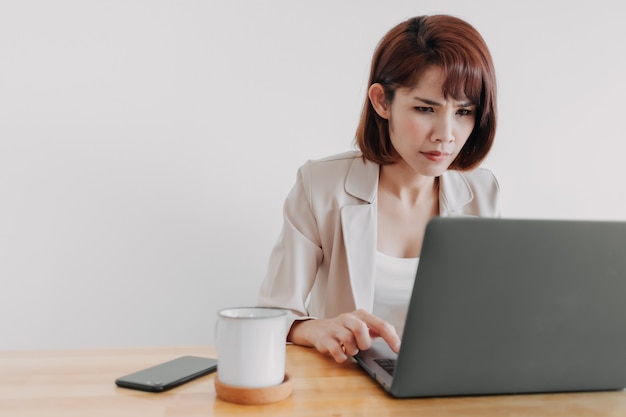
[1, 0, 625, 350]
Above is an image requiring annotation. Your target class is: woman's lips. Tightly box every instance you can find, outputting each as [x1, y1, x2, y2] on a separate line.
[421, 151, 450, 162]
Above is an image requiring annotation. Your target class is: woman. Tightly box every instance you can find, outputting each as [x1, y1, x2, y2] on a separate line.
[258, 15, 499, 363]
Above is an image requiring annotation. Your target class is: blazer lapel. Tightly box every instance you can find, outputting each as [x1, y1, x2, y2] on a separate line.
[340, 157, 379, 311]
[439, 170, 474, 215]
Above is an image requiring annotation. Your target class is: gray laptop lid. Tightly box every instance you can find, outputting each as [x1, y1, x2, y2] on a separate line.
[356, 217, 626, 398]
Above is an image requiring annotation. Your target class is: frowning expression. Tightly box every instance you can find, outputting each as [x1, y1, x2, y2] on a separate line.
[371, 66, 477, 177]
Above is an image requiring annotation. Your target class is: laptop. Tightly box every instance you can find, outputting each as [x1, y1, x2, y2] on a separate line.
[354, 217, 626, 398]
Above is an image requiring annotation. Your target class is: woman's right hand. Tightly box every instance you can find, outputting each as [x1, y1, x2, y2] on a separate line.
[287, 309, 401, 363]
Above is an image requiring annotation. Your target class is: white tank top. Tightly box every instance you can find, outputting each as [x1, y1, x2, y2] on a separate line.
[372, 251, 419, 338]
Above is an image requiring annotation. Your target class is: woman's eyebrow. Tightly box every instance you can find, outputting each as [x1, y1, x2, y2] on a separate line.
[412, 95, 441, 106]
[412, 95, 474, 107]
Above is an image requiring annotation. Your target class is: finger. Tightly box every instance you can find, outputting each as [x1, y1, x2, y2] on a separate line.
[331, 325, 362, 359]
[343, 343, 361, 357]
[340, 315, 372, 352]
[353, 310, 401, 353]
[339, 339, 361, 357]
[315, 327, 355, 363]
[322, 338, 350, 363]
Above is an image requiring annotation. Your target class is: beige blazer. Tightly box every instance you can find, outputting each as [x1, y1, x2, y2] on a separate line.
[258, 151, 500, 330]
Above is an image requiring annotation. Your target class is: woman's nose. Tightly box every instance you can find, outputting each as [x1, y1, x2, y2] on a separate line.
[431, 115, 455, 143]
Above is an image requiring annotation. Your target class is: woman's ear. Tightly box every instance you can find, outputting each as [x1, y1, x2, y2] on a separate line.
[368, 83, 390, 119]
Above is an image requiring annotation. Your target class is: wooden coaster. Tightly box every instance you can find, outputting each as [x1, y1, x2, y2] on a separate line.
[214, 374, 293, 405]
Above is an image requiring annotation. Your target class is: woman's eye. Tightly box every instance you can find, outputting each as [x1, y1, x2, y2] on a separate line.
[457, 108, 473, 116]
[415, 106, 433, 113]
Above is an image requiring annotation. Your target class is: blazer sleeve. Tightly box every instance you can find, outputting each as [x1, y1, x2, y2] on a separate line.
[257, 161, 323, 329]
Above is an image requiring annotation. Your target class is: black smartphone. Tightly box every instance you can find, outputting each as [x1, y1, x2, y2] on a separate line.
[115, 355, 218, 392]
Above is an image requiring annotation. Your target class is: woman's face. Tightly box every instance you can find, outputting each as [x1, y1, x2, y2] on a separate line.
[374, 66, 476, 177]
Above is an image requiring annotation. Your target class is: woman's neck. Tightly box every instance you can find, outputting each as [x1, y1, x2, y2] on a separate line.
[378, 163, 439, 207]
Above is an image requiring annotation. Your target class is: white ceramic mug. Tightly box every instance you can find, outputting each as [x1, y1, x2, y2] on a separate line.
[215, 307, 287, 388]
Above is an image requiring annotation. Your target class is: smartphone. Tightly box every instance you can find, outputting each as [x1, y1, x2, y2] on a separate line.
[115, 355, 218, 392]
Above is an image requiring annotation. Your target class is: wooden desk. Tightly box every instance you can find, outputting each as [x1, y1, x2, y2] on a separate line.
[2, 345, 626, 416]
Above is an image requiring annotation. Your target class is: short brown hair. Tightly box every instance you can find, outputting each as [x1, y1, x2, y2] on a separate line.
[355, 15, 497, 171]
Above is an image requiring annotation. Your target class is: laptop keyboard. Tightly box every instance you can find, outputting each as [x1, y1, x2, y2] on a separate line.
[374, 358, 396, 376]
